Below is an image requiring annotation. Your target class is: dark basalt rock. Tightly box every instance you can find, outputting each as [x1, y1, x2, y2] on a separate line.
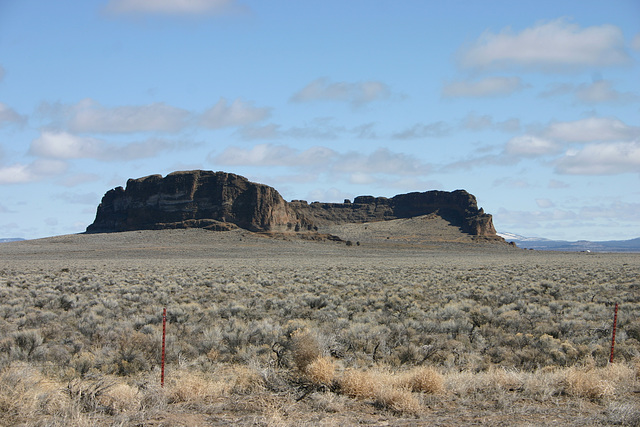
[86, 170, 498, 238]
[86, 171, 310, 233]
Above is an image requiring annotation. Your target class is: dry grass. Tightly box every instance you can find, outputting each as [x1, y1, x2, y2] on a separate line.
[562, 363, 633, 400]
[0, 229, 638, 425]
[397, 366, 444, 393]
[304, 356, 337, 386]
[290, 328, 322, 372]
[373, 385, 423, 415]
[338, 368, 384, 400]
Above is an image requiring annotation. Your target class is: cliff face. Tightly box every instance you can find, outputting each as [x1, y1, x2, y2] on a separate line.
[86, 171, 305, 233]
[289, 190, 496, 236]
[86, 170, 498, 237]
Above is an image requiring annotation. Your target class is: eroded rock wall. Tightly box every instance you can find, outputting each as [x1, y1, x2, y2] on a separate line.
[87, 170, 498, 237]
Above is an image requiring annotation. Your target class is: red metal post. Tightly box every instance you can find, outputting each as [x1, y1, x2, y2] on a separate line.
[609, 302, 618, 363]
[161, 307, 166, 387]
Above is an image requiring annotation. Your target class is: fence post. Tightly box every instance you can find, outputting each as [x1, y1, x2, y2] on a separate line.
[161, 307, 166, 387]
[609, 302, 618, 363]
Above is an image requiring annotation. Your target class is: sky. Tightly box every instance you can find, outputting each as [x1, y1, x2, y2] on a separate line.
[0, 0, 639, 241]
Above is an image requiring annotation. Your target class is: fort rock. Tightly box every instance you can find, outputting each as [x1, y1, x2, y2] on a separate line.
[86, 170, 499, 238]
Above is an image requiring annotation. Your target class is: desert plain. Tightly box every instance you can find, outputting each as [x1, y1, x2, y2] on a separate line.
[0, 222, 639, 426]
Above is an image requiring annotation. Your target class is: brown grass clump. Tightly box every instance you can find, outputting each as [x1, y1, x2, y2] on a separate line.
[397, 366, 444, 394]
[166, 370, 229, 404]
[338, 367, 423, 415]
[304, 356, 336, 386]
[290, 328, 322, 372]
[0, 363, 70, 423]
[338, 368, 383, 399]
[97, 381, 141, 413]
[563, 366, 616, 400]
[374, 385, 422, 415]
[229, 365, 266, 394]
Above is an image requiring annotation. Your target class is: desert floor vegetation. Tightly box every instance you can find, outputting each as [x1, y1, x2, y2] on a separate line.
[0, 229, 639, 425]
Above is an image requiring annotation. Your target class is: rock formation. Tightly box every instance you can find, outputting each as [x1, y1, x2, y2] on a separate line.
[86, 170, 498, 238]
[86, 171, 309, 233]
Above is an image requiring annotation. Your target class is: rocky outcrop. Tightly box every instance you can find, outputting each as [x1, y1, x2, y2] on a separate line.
[289, 190, 496, 236]
[86, 170, 498, 238]
[86, 171, 308, 233]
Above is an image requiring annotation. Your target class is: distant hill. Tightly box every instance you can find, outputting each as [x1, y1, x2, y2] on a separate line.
[0, 238, 25, 243]
[498, 232, 640, 253]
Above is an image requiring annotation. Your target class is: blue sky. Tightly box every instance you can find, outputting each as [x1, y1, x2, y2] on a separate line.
[1, 0, 639, 241]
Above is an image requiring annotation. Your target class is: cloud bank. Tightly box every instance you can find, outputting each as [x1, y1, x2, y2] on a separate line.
[442, 76, 525, 98]
[29, 131, 185, 162]
[213, 144, 431, 177]
[458, 19, 629, 72]
[291, 78, 391, 106]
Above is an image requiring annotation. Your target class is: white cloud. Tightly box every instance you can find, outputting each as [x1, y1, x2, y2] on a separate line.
[334, 148, 430, 176]
[0, 159, 68, 184]
[548, 179, 569, 189]
[539, 82, 575, 98]
[574, 80, 638, 104]
[505, 135, 560, 157]
[442, 76, 525, 98]
[238, 120, 376, 141]
[392, 121, 450, 139]
[461, 112, 520, 132]
[238, 123, 282, 140]
[214, 144, 301, 166]
[71, 99, 190, 133]
[458, 19, 629, 72]
[536, 198, 555, 208]
[0, 102, 27, 126]
[40, 99, 190, 133]
[349, 172, 376, 185]
[213, 144, 430, 176]
[29, 131, 186, 161]
[0, 164, 37, 184]
[545, 117, 640, 142]
[104, 0, 242, 15]
[500, 117, 640, 176]
[541, 80, 639, 104]
[200, 98, 270, 129]
[555, 141, 640, 175]
[461, 113, 493, 130]
[30, 131, 104, 159]
[283, 118, 345, 140]
[214, 144, 337, 169]
[579, 201, 640, 221]
[291, 78, 390, 106]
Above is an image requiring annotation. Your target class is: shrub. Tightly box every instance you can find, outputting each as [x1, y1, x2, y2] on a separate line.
[290, 328, 322, 372]
[304, 356, 336, 386]
[563, 367, 615, 400]
[338, 368, 381, 400]
[166, 370, 228, 404]
[397, 366, 444, 394]
[374, 385, 422, 415]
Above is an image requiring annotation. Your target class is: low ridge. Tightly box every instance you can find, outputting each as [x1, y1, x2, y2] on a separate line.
[86, 170, 501, 241]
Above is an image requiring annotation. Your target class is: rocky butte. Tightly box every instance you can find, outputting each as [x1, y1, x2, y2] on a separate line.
[86, 170, 500, 240]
